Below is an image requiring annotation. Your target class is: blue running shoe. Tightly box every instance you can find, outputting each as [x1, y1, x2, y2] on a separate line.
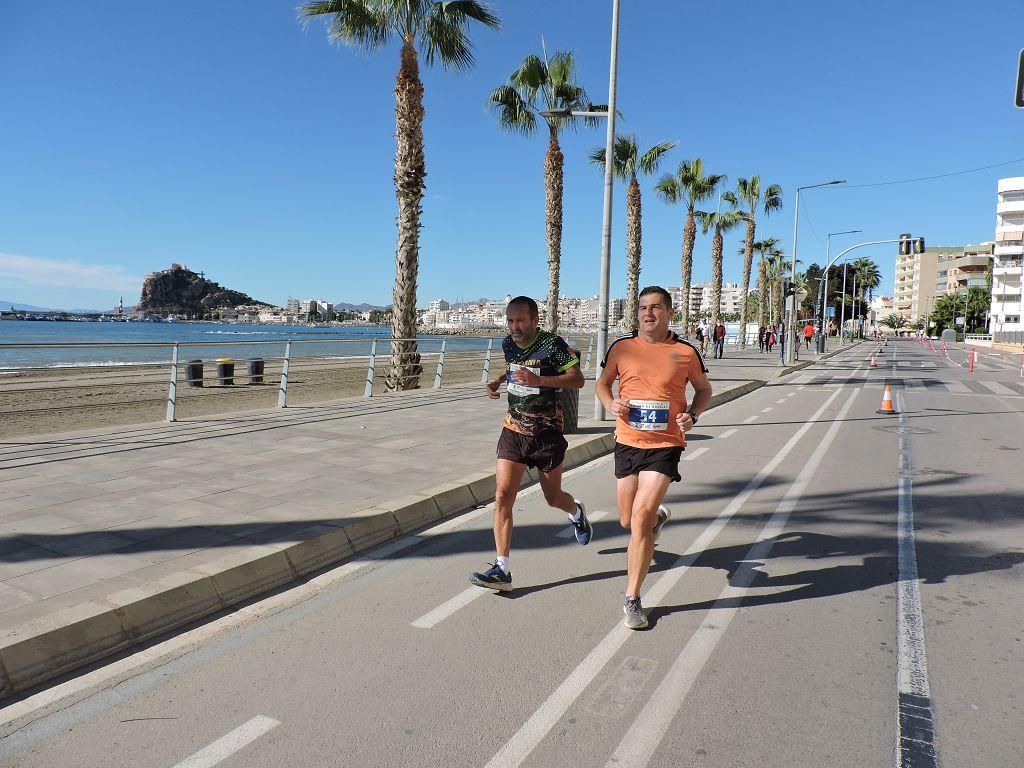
[470, 562, 512, 592]
[571, 500, 592, 545]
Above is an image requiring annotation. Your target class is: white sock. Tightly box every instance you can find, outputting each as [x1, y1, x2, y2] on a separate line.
[496, 556, 510, 574]
[570, 500, 583, 522]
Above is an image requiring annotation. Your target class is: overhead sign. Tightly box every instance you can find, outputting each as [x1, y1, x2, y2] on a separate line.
[1017, 49, 1024, 108]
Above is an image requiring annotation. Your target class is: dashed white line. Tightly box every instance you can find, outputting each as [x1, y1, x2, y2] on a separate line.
[775, 399, 787, 404]
[170, 715, 280, 768]
[718, 429, 737, 439]
[605, 388, 860, 768]
[761, 407, 773, 413]
[742, 415, 759, 424]
[482, 388, 845, 768]
[682, 446, 709, 461]
[412, 587, 489, 629]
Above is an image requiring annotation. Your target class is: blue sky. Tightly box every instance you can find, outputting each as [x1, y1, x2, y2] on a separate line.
[2, 1, 1023, 310]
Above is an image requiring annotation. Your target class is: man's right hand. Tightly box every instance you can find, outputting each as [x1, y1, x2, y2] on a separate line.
[609, 398, 627, 418]
[486, 380, 501, 399]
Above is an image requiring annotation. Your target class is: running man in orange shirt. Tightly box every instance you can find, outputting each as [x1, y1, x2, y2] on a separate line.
[596, 286, 713, 629]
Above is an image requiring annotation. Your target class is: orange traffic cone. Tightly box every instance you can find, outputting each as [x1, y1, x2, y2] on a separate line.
[869, 353, 878, 368]
[877, 384, 896, 415]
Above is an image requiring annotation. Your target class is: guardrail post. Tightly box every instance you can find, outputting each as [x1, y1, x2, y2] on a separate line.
[278, 340, 292, 408]
[433, 339, 447, 389]
[365, 339, 377, 397]
[584, 337, 594, 372]
[165, 343, 179, 422]
[481, 338, 493, 383]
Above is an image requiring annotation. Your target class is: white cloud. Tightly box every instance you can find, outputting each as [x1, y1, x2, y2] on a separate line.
[0, 252, 142, 292]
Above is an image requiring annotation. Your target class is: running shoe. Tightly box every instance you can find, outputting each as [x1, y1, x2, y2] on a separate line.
[470, 562, 512, 592]
[623, 596, 648, 630]
[652, 505, 671, 545]
[571, 500, 592, 545]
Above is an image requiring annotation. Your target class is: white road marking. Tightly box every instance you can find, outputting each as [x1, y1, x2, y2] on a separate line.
[775, 399, 787, 404]
[742, 415, 759, 424]
[976, 381, 1017, 396]
[893, 391, 938, 767]
[760, 407, 773, 413]
[170, 715, 279, 768]
[412, 587, 489, 629]
[718, 428, 738, 439]
[682, 446, 709, 461]
[943, 381, 970, 394]
[605, 388, 860, 768]
[786, 392, 797, 398]
[482, 388, 845, 768]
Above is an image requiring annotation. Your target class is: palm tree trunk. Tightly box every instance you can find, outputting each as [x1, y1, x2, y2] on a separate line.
[773, 282, 783, 327]
[387, 38, 425, 391]
[681, 213, 696, 332]
[624, 178, 642, 334]
[738, 218, 755, 348]
[711, 227, 724, 325]
[544, 130, 564, 333]
[758, 256, 769, 327]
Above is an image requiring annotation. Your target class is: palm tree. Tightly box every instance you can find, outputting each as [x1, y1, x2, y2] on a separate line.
[851, 257, 881, 305]
[733, 177, 783, 348]
[695, 192, 745, 325]
[589, 134, 676, 332]
[488, 48, 601, 332]
[299, 0, 500, 391]
[752, 237, 779, 327]
[755, 238, 785, 325]
[655, 159, 726, 332]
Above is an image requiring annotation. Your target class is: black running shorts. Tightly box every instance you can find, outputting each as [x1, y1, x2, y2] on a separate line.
[613, 443, 683, 482]
[496, 427, 568, 472]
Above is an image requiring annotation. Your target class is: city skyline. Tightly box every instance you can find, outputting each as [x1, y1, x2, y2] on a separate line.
[2, 2, 1022, 311]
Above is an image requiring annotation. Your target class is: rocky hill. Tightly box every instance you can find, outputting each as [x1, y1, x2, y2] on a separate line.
[137, 264, 267, 314]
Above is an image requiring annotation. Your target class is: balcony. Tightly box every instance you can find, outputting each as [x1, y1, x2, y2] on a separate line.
[953, 254, 992, 270]
[997, 199, 1024, 215]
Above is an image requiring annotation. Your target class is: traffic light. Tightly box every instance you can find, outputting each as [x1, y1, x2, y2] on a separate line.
[782, 279, 795, 298]
[913, 237, 925, 254]
[898, 233, 912, 256]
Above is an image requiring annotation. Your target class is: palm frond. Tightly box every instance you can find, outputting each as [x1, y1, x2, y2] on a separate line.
[298, 0, 392, 52]
[510, 54, 547, 96]
[655, 174, 681, 205]
[694, 210, 716, 235]
[545, 50, 577, 89]
[422, 8, 474, 70]
[587, 145, 609, 169]
[637, 140, 676, 177]
[721, 191, 739, 209]
[486, 85, 536, 135]
[718, 210, 746, 232]
[762, 183, 783, 215]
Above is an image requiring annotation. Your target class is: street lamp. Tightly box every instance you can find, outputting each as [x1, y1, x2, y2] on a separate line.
[540, 0, 620, 420]
[785, 179, 845, 364]
[817, 229, 861, 352]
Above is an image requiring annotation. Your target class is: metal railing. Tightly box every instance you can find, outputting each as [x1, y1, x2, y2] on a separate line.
[0, 334, 595, 426]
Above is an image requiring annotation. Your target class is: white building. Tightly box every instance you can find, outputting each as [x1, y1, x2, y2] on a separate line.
[690, 282, 744, 318]
[428, 299, 450, 313]
[991, 177, 1024, 335]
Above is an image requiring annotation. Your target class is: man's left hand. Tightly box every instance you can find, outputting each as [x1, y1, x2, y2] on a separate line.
[512, 367, 541, 387]
[676, 412, 695, 432]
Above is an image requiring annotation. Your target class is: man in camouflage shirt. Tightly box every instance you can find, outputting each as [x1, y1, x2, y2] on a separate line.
[470, 296, 592, 592]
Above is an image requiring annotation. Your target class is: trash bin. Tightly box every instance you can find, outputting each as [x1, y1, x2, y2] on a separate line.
[215, 358, 235, 385]
[247, 358, 265, 385]
[185, 359, 204, 388]
[560, 387, 580, 435]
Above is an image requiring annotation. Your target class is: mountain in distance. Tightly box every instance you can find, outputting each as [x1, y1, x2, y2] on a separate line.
[0, 300, 113, 313]
[333, 302, 391, 312]
[137, 264, 267, 314]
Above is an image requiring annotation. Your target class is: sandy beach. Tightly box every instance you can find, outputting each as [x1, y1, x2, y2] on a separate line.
[0, 337, 595, 438]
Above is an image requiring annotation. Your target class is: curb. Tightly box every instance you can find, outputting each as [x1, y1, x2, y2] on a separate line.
[0, 378, 767, 698]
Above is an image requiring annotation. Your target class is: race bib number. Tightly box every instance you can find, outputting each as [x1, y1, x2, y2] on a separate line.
[627, 399, 670, 431]
[507, 364, 540, 396]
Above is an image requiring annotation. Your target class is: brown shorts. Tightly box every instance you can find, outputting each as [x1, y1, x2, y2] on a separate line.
[613, 443, 683, 482]
[496, 427, 568, 472]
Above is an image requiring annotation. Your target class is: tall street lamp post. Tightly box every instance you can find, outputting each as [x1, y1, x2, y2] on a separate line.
[818, 230, 861, 352]
[539, 0, 619, 421]
[785, 179, 845, 364]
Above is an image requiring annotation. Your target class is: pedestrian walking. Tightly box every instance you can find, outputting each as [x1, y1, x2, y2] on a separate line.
[758, 325, 767, 353]
[471, 296, 591, 592]
[803, 321, 815, 350]
[695, 325, 704, 351]
[767, 327, 777, 352]
[713, 321, 726, 359]
[596, 286, 713, 629]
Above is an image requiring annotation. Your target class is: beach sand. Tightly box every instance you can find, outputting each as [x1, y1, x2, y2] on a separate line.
[0, 350, 502, 438]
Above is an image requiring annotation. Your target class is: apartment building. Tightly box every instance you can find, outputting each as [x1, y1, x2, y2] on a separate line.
[991, 177, 1024, 334]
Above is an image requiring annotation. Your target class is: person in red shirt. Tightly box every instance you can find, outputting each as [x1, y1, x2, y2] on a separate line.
[803, 321, 815, 350]
[596, 286, 713, 629]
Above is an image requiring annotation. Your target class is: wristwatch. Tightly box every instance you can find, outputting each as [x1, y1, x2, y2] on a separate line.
[687, 410, 699, 425]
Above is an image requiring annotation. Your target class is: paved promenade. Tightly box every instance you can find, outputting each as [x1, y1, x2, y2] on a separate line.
[0, 342, 839, 696]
